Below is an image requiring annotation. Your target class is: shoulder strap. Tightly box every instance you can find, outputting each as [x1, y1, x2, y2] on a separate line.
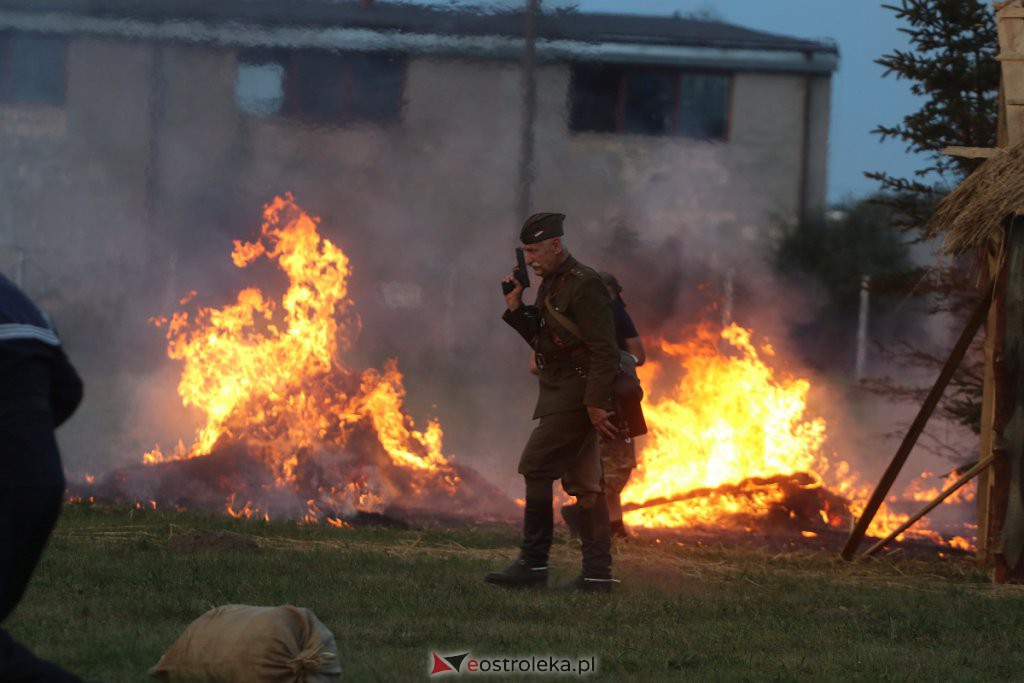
[545, 304, 583, 343]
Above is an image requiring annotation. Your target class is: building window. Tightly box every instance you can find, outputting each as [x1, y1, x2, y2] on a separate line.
[569, 64, 730, 140]
[0, 31, 67, 106]
[236, 48, 406, 125]
[236, 59, 285, 117]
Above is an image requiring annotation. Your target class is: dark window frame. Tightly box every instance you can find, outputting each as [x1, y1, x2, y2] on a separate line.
[236, 47, 407, 126]
[569, 63, 732, 141]
[0, 30, 68, 107]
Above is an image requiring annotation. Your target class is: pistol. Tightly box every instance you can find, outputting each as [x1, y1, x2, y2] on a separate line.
[501, 247, 531, 295]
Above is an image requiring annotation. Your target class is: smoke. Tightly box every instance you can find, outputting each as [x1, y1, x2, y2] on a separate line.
[1, 3, 970, 537]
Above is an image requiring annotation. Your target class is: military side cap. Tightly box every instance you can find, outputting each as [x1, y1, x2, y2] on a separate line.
[520, 212, 566, 244]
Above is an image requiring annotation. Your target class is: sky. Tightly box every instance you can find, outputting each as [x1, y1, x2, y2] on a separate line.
[416, 0, 931, 205]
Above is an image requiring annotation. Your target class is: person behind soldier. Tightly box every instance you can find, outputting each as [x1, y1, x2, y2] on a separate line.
[486, 212, 621, 592]
[561, 271, 645, 539]
[0, 273, 84, 682]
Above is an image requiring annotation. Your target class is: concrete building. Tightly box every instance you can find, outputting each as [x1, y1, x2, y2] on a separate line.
[0, 0, 837, 476]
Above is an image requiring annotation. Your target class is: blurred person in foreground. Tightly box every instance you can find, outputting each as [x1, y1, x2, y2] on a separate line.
[485, 212, 620, 593]
[559, 271, 645, 540]
[0, 273, 83, 682]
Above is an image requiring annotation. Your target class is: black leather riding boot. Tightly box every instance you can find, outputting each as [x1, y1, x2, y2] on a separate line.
[519, 497, 554, 567]
[560, 503, 582, 539]
[484, 498, 552, 588]
[579, 493, 612, 581]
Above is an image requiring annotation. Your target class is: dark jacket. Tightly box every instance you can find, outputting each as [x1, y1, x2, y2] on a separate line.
[0, 274, 83, 486]
[503, 256, 619, 418]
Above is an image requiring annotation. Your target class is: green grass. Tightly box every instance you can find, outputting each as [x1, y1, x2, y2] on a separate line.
[7, 503, 1024, 682]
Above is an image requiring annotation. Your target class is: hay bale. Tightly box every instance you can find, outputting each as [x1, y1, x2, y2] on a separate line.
[149, 605, 342, 682]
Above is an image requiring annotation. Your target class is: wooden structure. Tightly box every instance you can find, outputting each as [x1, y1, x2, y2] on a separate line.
[842, 3, 1024, 581]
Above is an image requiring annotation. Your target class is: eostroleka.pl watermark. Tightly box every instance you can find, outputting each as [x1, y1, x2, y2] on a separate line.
[430, 651, 598, 677]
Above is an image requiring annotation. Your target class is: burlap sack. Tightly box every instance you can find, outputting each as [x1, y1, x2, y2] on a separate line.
[149, 604, 342, 683]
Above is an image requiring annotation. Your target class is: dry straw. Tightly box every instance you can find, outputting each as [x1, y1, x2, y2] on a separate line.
[926, 139, 1024, 254]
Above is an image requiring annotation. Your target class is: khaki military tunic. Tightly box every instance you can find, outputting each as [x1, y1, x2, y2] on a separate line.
[502, 256, 620, 494]
[503, 256, 619, 417]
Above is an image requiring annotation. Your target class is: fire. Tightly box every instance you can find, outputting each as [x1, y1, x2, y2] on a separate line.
[622, 324, 827, 528]
[141, 194, 460, 520]
[905, 470, 974, 505]
[621, 322, 973, 548]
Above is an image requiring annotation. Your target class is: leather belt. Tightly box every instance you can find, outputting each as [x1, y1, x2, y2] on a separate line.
[535, 345, 588, 371]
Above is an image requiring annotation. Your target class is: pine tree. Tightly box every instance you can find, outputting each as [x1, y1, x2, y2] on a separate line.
[864, 0, 999, 438]
[868, 0, 999, 232]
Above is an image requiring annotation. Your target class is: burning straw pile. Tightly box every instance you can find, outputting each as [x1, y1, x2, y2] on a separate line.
[617, 322, 975, 551]
[81, 195, 513, 524]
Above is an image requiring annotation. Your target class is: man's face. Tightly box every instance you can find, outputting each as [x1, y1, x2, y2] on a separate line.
[522, 238, 562, 278]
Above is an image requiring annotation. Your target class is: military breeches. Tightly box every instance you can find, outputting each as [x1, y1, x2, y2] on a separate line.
[518, 409, 601, 498]
[599, 438, 636, 495]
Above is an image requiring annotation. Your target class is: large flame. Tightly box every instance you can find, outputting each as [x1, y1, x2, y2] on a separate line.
[143, 195, 457, 519]
[621, 322, 973, 547]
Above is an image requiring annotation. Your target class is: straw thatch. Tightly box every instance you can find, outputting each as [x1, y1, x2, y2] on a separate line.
[925, 138, 1024, 255]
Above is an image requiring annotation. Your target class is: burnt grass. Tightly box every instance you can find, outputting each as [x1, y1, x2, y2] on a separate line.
[8, 503, 1024, 682]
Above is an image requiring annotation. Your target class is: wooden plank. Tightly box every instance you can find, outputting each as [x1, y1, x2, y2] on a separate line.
[1003, 60, 1024, 104]
[942, 146, 1002, 159]
[999, 7, 1024, 19]
[1007, 104, 1024, 143]
[999, 7, 1024, 54]
[999, 35, 1024, 59]
[840, 278, 997, 561]
[999, 79, 1010, 148]
[977, 242, 1003, 560]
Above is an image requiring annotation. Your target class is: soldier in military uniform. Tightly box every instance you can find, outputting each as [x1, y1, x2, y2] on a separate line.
[485, 213, 621, 593]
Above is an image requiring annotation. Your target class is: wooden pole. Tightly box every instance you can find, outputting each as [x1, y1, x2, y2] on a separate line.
[855, 274, 870, 380]
[861, 454, 995, 559]
[976, 236, 1004, 560]
[621, 485, 725, 513]
[986, 2, 1020, 582]
[621, 473, 817, 513]
[840, 278, 996, 561]
[993, 221, 1024, 581]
